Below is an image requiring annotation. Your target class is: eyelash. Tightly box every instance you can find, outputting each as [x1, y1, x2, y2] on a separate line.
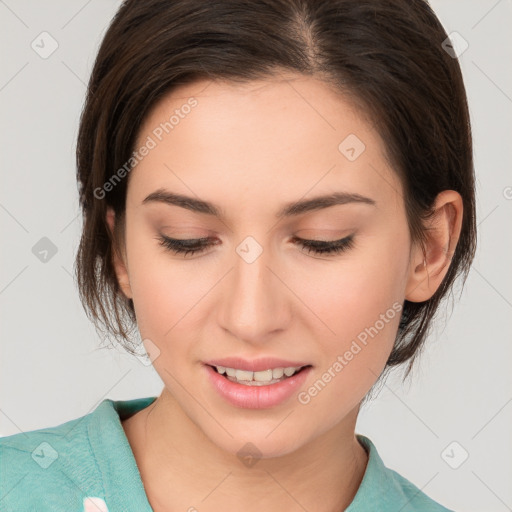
[156, 234, 355, 258]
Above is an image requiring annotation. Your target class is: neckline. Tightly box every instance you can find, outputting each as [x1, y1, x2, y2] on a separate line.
[88, 396, 401, 511]
[87, 396, 157, 511]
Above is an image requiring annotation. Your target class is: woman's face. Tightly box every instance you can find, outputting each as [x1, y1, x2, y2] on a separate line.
[109, 74, 417, 457]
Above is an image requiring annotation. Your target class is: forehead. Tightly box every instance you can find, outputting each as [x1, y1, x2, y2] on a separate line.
[128, 75, 402, 215]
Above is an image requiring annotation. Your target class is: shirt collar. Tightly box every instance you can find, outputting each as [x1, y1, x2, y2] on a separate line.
[89, 397, 428, 511]
[347, 434, 407, 510]
[87, 397, 157, 512]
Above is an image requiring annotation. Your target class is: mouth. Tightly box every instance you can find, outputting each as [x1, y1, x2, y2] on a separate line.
[207, 364, 312, 387]
[204, 361, 314, 409]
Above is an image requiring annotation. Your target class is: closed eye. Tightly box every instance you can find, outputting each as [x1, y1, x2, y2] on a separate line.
[156, 234, 355, 258]
[290, 234, 355, 256]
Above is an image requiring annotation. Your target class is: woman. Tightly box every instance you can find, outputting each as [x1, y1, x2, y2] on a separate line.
[0, 1, 476, 510]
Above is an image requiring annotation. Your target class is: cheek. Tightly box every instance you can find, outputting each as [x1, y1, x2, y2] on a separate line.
[303, 254, 404, 335]
[296, 235, 408, 375]
[133, 275, 203, 342]
[128, 257, 210, 386]
[125, 233, 203, 341]
[294, 265, 403, 417]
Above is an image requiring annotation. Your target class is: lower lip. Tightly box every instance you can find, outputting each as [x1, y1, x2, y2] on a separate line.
[204, 364, 312, 409]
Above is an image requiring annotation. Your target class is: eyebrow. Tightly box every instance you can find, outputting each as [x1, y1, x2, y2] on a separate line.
[142, 188, 376, 219]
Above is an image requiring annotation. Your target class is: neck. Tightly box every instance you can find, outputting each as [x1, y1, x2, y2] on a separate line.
[123, 389, 368, 512]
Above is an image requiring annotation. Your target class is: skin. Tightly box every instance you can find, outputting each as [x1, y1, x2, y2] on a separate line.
[106, 73, 463, 512]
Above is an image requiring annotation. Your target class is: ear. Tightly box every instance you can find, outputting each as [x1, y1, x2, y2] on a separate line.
[405, 190, 463, 302]
[106, 207, 133, 300]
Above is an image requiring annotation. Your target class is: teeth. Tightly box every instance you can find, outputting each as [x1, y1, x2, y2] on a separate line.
[214, 365, 303, 384]
[273, 367, 284, 379]
[236, 370, 253, 381]
[254, 369, 273, 382]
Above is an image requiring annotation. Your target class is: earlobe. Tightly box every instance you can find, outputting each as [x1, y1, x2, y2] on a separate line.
[106, 207, 133, 300]
[405, 190, 463, 303]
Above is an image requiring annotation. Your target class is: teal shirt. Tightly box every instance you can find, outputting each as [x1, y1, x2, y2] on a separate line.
[0, 397, 453, 511]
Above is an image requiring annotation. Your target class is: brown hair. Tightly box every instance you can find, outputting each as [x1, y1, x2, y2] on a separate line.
[74, 0, 476, 380]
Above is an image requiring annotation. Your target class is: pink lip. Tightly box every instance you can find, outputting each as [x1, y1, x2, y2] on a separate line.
[204, 357, 311, 372]
[203, 364, 312, 409]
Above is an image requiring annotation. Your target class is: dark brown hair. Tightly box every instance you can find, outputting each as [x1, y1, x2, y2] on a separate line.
[74, 0, 476, 381]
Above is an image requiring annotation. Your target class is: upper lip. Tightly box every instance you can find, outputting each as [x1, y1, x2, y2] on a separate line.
[204, 357, 312, 372]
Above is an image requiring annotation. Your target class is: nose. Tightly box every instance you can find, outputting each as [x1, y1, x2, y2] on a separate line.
[217, 237, 291, 346]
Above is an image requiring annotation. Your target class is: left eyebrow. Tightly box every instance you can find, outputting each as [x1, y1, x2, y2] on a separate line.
[142, 188, 376, 220]
[277, 191, 376, 217]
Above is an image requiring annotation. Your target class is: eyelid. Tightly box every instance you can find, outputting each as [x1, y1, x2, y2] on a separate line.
[156, 233, 355, 258]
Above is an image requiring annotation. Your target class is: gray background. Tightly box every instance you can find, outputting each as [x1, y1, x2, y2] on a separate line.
[1, 1, 511, 510]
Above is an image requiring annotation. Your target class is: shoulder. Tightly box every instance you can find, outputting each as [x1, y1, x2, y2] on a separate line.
[0, 396, 157, 512]
[384, 466, 455, 511]
[348, 435, 455, 512]
[0, 405, 106, 511]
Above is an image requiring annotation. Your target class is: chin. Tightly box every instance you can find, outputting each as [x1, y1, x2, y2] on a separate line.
[203, 423, 311, 462]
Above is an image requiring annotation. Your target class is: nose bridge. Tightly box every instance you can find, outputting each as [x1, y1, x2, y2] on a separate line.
[218, 235, 287, 342]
